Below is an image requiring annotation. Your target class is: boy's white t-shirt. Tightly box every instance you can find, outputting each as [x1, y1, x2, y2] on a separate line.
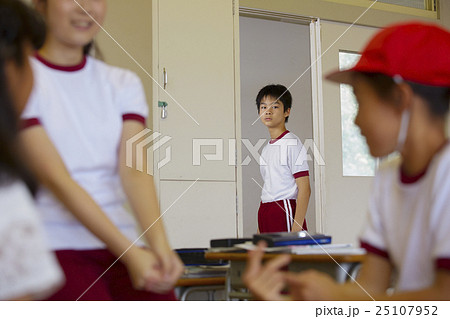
[260, 131, 309, 203]
[360, 143, 450, 292]
[0, 181, 64, 300]
[21, 55, 149, 250]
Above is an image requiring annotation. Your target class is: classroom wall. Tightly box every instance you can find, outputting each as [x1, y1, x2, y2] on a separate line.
[96, 0, 449, 121]
[96, 0, 449, 166]
[440, 0, 450, 29]
[96, 0, 153, 130]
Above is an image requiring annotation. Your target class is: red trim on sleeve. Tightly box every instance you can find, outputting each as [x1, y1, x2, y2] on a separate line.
[293, 171, 309, 179]
[269, 130, 290, 144]
[21, 118, 41, 130]
[122, 113, 146, 125]
[360, 241, 390, 260]
[436, 258, 450, 270]
[35, 52, 86, 72]
[400, 167, 427, 184]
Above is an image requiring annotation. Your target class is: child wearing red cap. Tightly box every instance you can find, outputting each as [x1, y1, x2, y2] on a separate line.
[243, 21, 450, 301]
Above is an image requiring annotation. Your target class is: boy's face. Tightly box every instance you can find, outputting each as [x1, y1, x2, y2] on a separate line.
[259, 95, 290, 129]
[353, 79, 402, 157]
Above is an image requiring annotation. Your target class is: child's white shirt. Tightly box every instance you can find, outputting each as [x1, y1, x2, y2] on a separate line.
[21, 56, 148, 250]
[260, 131, 309, 203]
[0, 181, 64, 300]
[360, 143, 450, 292]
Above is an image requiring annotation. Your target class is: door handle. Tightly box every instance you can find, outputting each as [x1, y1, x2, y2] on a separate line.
[158, 101, 168, 119]
[163, 68, 168, 90]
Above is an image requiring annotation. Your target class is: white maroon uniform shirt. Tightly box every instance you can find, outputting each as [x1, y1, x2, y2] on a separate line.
[360, 143, 450, 292]
[260, 130, 309, 203]
[21, 54, 148, 250]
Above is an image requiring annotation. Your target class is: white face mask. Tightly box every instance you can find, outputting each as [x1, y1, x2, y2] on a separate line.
[396, 109, 410, 152]
[393, 75, 410, 152]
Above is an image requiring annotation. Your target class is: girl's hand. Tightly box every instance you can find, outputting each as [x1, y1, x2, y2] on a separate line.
[152, 246, 185, 290]
[242, 241, 292, 300]
[122, 246, 174, 294]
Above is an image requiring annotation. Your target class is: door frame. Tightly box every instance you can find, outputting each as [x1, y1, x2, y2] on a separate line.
[151, 0, 161, 188]
[151, 2, 326, 236]
[236, 7, 325, 236]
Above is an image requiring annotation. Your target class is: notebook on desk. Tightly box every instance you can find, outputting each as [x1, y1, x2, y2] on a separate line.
[253, 231, 332, 247]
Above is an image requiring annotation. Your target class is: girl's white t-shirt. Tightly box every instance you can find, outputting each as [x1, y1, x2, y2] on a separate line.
[21, 55, 149, 250]
[0, 181, 64, 300]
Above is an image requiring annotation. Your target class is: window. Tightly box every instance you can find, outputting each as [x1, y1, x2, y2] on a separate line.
[374, 0, 436, 11]
[339, 51, 377, 176]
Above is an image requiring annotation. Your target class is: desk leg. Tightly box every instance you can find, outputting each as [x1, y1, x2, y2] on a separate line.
[336, 263, 352, 283]
[288, 261, 361, 283]
[227, 261, 252, 300]
[179, 285, 225, 301]
[336, 262, 361, 283]
[225, 267, 232, 301]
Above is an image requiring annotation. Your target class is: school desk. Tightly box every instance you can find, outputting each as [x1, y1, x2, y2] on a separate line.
[204, 251, 365, 300]
[175, 265, 228, 301]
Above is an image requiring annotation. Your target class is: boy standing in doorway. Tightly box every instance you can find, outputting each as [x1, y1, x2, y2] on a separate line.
[256, 84, 311, 233]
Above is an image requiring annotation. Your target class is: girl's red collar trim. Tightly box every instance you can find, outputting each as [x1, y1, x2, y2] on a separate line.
[34, 52, 87, 72]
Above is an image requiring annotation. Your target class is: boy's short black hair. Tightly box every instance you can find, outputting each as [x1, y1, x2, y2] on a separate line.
[256, 84, 292, 123]
[358, 73, 450, 117]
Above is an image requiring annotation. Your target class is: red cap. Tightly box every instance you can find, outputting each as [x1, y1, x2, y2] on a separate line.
[326, 22, 450, 87]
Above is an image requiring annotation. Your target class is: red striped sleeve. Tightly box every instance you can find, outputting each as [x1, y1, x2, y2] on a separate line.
[122, 113, 146, 126]
[360, 240, 390, 260]
[293, 171, 309, 179]
[436, 258, 450, 270]
[21, 118, 42, 130]
[400, 167, 427, 184]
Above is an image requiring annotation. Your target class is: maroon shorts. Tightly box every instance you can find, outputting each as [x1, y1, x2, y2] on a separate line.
[258, 199, 307, 233]
[47, 249, 177, 301]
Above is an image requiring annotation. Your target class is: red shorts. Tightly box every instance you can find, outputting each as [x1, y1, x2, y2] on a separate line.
[47, 249, 177, 301]
[258, 199, 307, 233]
